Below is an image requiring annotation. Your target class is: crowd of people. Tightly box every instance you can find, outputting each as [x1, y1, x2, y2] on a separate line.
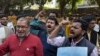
[0, 10, 99, 56]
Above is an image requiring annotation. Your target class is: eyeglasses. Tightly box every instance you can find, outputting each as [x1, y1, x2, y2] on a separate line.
[16, 26, 28, 29]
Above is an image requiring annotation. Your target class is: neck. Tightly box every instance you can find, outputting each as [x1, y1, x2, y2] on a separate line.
[72, 35, 83, 43]
[48, 31, 52, 35]
[17, 36, 25, 42]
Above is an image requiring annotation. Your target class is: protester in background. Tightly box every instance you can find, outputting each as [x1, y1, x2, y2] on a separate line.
[83, 15, 98, 46]
[8, 11, 17, 27]
[41, 16, 65, 56]
[0, 15, 14, 44]
[30, 10, 46, 35]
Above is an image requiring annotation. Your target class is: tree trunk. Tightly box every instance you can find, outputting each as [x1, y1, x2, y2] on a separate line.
[19, 5, 23, 12]
[39, 5, 43, 11]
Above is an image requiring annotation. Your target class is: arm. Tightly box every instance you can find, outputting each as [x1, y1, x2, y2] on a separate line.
[48, 24, 62, 39]
[34, 10, 46, 23]
[0, 37, 10, 56]
[47, 36, 66, 46]
[35, 10, 45, 19]
[47, 19, 69, 46]
[48, 19, 69, 39]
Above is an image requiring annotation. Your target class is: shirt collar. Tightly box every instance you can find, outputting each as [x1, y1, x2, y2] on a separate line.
[71, 37, 84, 46]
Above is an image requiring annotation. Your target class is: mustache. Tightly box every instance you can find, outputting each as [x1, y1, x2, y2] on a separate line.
[70, 30, 74, 34]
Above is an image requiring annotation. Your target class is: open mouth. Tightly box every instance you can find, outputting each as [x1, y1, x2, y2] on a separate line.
[70, 30, 74, 34]
[47, 25, 52, 28]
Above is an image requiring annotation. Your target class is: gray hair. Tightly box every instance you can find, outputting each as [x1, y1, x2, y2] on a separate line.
[17, 17, 30, 26]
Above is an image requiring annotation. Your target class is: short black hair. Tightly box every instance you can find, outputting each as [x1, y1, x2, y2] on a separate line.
[47, 16, 58, 25]
[73, 19, 88, 31]
[82, 15, 96, 23]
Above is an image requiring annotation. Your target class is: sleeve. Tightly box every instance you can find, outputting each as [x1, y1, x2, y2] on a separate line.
[35, 38, 43, 56]
[47, 36, 66, 46]
[90, 47, 98, 56]
[0, 37, 10, 56]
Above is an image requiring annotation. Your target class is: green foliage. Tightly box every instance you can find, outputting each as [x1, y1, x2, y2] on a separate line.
[89, 0, 96, 5]
[35, 0, 52, 10]
[48, 0, 52, 2]
[69, 0, 83, 11]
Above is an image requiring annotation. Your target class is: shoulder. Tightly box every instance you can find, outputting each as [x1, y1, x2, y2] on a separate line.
[6, 34, 16, 39]
[83, 38, 95, 47]
[4, 34, 16, 42]
[82, 38, 95, 54]
[29, 34, 41, 41]
[28, 34, 42, 45]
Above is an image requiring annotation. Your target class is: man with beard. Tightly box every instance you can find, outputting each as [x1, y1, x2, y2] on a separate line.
[0, 17, 43, 56]
[30, 11, 65, 56]
[82, 15, 98, 46]
[47, 19, 98, 56]
[38, 16, 65, 56]
[0, 15, 14, 44]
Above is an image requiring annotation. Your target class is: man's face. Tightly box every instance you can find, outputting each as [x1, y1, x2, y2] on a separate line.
[89, 20, 96, 29]
[69, 22, 83, 38]
[1, 17, 8, 26]
[46, 19, 56, 32]
[16, 20, 30, 38]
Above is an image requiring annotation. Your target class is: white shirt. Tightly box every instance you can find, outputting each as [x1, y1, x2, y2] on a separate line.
[47, 36, 98, 56]
[47, 36, 65, 46]
[7, 22, 15, 32]
[0, 27, 6, 44]
[94, 24, 99, 32]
